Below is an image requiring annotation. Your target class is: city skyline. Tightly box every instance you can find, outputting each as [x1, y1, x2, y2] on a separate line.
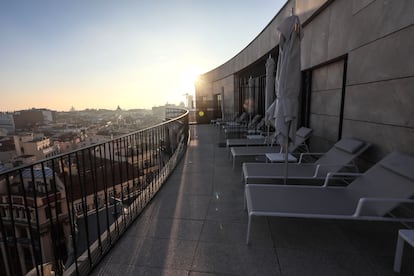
[0, 0, 286, 112]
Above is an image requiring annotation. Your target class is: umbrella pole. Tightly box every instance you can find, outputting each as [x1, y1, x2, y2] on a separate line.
[266, 125, 270, 145]
[284, 121, 290, 185]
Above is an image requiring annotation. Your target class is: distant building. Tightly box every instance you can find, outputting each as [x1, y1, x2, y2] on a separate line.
[13, 109, 54, 130]
[13, 133, 60, 161]
[41, 110, 53, 124]
[0, 137, 17, 167]
[165, 105, 185, 120]
[12, 155, 37, 167]
[152, 105, 186, 120]
[187, 95, 194, 109]
[152, 106, 165, 118]
[54, 131, 86, 153]
[0, 113, 15, 135]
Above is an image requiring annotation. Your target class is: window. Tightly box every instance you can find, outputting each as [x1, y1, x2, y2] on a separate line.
[75, 203, 82, 213]
[20, 207, 26, 219]
[27, 181, 33, 191]
[14, 208, 20, 218]
[45, 207, 50, 219]
[97, 197, 103, 208]
[56, 203, 62, 214]
[0, 207, 6, 217]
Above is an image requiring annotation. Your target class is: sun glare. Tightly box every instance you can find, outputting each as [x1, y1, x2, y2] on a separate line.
[180, 66, 202, 94]
[183, 67, 201, 83]
[165, 65, 203, 106]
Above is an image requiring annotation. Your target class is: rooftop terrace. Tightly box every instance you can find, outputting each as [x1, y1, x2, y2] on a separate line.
[91, 124, 414, 275]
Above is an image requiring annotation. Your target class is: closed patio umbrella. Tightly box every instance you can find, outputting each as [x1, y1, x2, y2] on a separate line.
[220, 87, 225, 121]
[248, 76, 254, 125]
[265, 55, 276, 140]
[273, 14, 303, 184]
[265, 100, 276, 128]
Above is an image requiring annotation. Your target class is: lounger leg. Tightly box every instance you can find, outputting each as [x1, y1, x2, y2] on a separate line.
[233, 156, 236, 169]
[246, 214, 252, 245]
[393, 234, 404, 273]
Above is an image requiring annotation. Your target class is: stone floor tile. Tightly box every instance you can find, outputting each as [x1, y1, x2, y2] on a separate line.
[145, 238, 198, 270]
[192, 242, 280, 276]
[200, 218, 272, 247]
[206, 201, 248, 223]
[150, 194, 211, 220]
[268, 217, 358, 252]
[145, 217, 204, 241]
[277, 247, 377, 276]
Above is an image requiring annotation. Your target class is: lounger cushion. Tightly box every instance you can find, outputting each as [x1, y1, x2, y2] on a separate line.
[296, 127, 312, 138]
[334, 138, 364, 154]
[380, 151, 414, 181]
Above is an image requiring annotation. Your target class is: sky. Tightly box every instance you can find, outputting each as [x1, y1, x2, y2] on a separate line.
[0, 0, 286, 111]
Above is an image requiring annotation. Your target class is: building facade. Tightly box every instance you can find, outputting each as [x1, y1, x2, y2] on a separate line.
[195, 0, 414, 163]
[14, 133, 60, 161]
[0, 167, 69, 275]
[0, 113, 15, 135]
[13, 109, 54, 130]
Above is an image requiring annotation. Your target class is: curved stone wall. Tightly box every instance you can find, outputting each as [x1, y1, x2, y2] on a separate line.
[195, 0, 414, 163]
[195, 0, 328, 123]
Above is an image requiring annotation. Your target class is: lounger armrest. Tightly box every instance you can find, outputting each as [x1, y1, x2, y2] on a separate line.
[295, 143, 310, 154]
[322, 172, 363, 187]
[298, 152, 324, 163]
[313, 164, 357, 178]
[353, 198, 414, 217]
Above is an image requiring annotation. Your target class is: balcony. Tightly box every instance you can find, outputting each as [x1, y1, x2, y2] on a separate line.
[91, 124, 414, 276]
[2, 113, 414, 275]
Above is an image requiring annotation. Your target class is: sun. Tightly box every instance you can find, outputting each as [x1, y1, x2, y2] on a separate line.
[180, 66, 202, 94]
[182, 66, 200, 84]
[166, 65, 203, 106]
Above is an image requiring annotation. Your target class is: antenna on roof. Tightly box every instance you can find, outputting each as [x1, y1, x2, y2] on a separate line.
[291, 7, 294, 16]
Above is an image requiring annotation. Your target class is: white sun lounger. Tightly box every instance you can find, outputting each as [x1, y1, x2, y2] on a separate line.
[242, 137, 370, 184]
[231, 127, 313, 168]
[245, 151, 414, 244]
[224, 115, 263, 138]
[226, 136, 274, 157]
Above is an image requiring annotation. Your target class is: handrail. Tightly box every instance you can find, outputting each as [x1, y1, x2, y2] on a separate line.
[0, 109, 190, 176]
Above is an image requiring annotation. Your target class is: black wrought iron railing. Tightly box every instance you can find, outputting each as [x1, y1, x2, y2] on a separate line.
[0, 109, 189, 276]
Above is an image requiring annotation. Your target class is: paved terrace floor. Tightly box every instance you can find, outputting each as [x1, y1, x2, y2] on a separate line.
[92, 124, 413, 276]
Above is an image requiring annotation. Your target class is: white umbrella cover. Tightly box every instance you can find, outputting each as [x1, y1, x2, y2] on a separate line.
[274, 15, 303, 147]
[264, 55, 275, 126]
[265, 100, 276, 128]
[273, 15, 303, 184]
[248, 76, 255, 124]
[220, 87, 225, 120]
